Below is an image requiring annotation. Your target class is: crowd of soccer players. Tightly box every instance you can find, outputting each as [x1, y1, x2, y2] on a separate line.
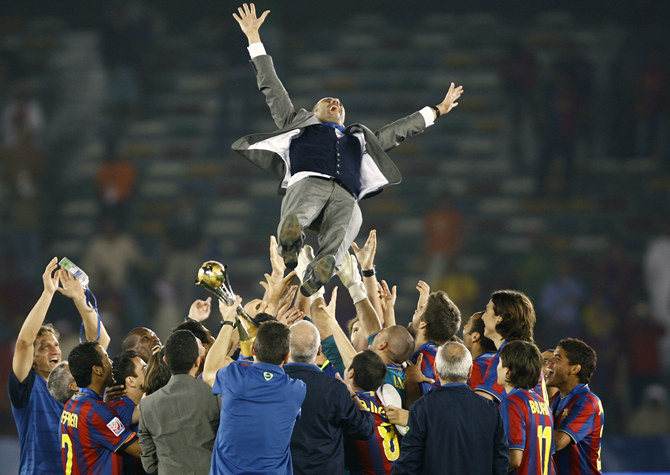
[9, 228, 604, 474]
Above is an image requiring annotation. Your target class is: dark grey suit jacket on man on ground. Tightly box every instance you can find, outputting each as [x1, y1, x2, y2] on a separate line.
[138, 374, 222, 475]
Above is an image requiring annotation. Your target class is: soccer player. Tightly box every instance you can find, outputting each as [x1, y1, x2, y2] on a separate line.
[463, 311, 497, 390]
[10, 258, 110, 474]
[406, 283, 462, 402]
[344, 349, 399, 474]
[61, 341, 140, 474]
[475, 289, 537, 402]
[546, 338, 604, 474]
[497, 340, 556, 475]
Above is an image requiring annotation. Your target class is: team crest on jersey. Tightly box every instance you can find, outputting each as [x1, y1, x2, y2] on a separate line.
[264, 372, 274, 381]
[562, 408, 569, 419]
[107, 417, 125, 437]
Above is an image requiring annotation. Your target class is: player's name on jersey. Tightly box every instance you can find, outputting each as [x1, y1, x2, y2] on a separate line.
[61, 410, 79, 428]
[358, 399, 386, 415]
[529, 400, 550, 417]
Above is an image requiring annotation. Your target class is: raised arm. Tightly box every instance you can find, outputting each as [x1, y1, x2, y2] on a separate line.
[374, 82, 464, 151]
[312, 287, 357, 371]
[351, 230, 383, 321]
[234, 3, 298, 128]
[202, 296, 239, 386]
[337, 253, 382, 339]
[12, 258, 60, 382]
[58, 270, 111, 350]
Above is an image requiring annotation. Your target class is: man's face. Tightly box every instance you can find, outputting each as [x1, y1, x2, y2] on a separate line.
[546, 346, 574, 390]
[541, 350, 554, 381]
[407, 304, 426, 339]
[313, 97, 346, 126]
[481, 300, 499, 341]
[33, 332, 62, 378]
[96, 345, 114, 388]
[462, 317, 474, 351]
[131, 357, 146, 390]
[350, 321, 367, 352]
[132, 328, 161, 362]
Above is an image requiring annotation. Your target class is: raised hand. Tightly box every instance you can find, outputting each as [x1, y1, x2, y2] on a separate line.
[435, 82, 464, 116]
[268, 235, 286, 278]
[188, 297, 212, 322]
[415, 280, 430, 314]
[233, 3, 270, 44]
[57, 266, 86, 302]
[42, 257, 60, 295]
[351, 229, 377, 271]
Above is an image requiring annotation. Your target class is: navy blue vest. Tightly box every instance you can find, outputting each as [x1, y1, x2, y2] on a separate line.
[288, 124, 362, 196]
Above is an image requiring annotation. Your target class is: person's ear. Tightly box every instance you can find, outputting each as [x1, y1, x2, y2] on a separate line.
[162, 355, 168, 366]
[282, 351, 290, 364]
[317, 344, 323, 356]
[471, 332, 480, 343]
[569, 363, 582, 377]
[377, 340, 388, 351]
[68, 380, 79, 392]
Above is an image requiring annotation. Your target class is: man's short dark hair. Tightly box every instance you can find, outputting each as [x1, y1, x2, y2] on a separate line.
[491, 290, 535, 342]
[68, 341, 102, 388]
[499, 340, 542, 389]
[173, 320, 209, 347]
[164, 330, 199, 375]
[254, 321, 290, 365]
[422, 291, 461, 345]
[558, 338, 597, 384]
[468, 312, 497, 353]
[112, 350, 139, 387]
[350, 350, 387, 391]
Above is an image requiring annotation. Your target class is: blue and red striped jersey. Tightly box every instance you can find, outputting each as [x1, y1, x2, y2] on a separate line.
[468, 351, 496, 390]
[550, 384, 604, 475]
[475, 341, 507, 401]
[410, 342, 440, 395]
[500, 388, 556, 475]
[345, 390, 399, 474]
[60, 388, 137, 475]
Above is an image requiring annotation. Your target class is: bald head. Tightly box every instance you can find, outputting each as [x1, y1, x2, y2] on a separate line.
[373, 326, 414, 365]
[289, 321, 321, 364]
[435, 341, 472, 383]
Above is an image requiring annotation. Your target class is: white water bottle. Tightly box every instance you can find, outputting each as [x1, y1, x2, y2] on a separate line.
[59, 257, 90, 289]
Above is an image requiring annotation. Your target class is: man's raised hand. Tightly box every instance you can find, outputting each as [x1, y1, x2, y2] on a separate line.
[233, 3, 270, 44]
[436, 82, 464, 116]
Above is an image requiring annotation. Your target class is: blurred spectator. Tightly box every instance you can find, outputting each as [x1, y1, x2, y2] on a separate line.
[500, 38, 539, 168]
[643, 222, 670, 370]
[423, 190, 464, 284]
[95, 141, 138, 223]
[539, 260, 586, 344]
[1, 83, 45, 146]
[164, 191, 205, 312]
[82, 216, 149, 328]
[0, 127, 47, 281]
[536, 45, 591, 196]
[634, 46, 669, 160]
[626, 384, 670, 435]
[433, 259, 480, 320]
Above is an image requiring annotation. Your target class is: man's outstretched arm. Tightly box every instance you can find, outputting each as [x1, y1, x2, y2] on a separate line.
[234, 3, 299, 129]
[375, 82, 464, 152]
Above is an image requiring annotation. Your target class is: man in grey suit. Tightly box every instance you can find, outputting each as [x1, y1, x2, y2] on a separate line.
[138, 330, 221, 474]
[232, 3, 464, 296]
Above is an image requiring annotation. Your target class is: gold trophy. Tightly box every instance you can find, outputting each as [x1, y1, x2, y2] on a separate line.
[195, 260, 259, 357]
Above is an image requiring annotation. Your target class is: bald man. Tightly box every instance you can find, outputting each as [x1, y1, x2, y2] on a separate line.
[285, 321, 373, 474]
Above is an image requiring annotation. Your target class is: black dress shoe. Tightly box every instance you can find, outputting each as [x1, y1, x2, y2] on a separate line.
[278, 213, 302, 270]
[300, 255, 335, 297]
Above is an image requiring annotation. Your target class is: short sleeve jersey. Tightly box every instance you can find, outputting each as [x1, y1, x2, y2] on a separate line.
[60, 388, 137, 475]
[410, 342, 440, 395]
[500, 388, 556, 475]
[550, 384, 604, 475]
[475, 341, 507, 401]
[210, 360, 306, 475]
[467, 351, 496, 390]
[345, 390, 399, 474]
[9, 369, 64, 474]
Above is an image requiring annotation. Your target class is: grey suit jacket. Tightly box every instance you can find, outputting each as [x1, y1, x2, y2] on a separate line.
[232, 54, 429, 200]
[138, 374, 221, 475]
